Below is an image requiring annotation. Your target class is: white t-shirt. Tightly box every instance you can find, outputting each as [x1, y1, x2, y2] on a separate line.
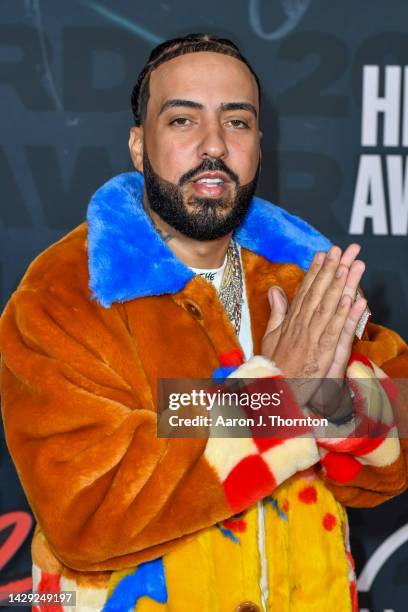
[190, 245, 254, 361]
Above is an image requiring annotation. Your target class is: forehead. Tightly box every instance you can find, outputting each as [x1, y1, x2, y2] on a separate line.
[148, 51, 259, 111]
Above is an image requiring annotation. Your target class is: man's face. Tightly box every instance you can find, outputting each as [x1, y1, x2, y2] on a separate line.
[130, 51, 262, 240]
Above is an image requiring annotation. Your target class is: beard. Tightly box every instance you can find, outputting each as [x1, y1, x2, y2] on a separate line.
[142, 150, 259, 241]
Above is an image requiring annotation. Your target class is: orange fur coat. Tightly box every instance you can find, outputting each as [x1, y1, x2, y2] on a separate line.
[1, 172, 407, 611]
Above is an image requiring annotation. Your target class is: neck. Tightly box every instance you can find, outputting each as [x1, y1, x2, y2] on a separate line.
[143, 194, 231, 269]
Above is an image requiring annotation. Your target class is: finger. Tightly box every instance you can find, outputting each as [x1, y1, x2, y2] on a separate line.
[294, 245, 342, 324]
[290, 250, 326, 314]
[335, 297, 367, 356]
[264, 286, 288, 336]
[339, 243, 361, 268]
[327, 297, 367, 376]
[342, 296, 368, 337]
[342, 260, 366, 301]
[310, 257, 364, 331]
[310, 262, 349, 329]
[318, 293, 352, 353]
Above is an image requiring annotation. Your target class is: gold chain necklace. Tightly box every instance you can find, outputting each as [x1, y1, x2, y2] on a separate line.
[218, 240, 243, 336]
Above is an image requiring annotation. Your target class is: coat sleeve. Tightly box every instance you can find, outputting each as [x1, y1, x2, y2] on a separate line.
[315, 322, 408, 507]
[0, 288, 319, 571]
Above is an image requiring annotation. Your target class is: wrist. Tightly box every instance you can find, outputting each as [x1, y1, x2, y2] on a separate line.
[326, 385, 355, 424]
[309, 379, 355, 423]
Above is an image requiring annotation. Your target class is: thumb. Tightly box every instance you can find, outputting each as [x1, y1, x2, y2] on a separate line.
[264, 286, 288, 336]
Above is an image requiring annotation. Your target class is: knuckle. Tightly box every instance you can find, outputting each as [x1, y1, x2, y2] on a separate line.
[304, 287, 316, 303]
[335, 264, 347, 281]
[314, 301, 328, 317]
[325, 321, 338, 336]
[344, 318, 356, 334]
[319, 326, 337, 347]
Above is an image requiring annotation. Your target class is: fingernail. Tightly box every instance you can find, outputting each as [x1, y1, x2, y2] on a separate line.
[355, 260, 366, 273]
[328, 246, 340, 260]
[341, 295, 350, 307]
[315, 252, 324, 265]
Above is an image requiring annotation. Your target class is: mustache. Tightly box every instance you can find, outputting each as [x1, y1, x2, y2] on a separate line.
[179, 158, 239, 186]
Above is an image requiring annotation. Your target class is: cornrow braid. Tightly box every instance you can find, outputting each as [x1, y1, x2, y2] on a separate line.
[131, 33, 261, 126]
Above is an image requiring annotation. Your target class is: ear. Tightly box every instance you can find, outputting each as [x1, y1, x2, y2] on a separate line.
[129, 126, 144, 172]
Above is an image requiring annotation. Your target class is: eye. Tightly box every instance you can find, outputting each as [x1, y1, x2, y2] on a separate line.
[169, 117, 192, 126]
[227, 119, 249, 129]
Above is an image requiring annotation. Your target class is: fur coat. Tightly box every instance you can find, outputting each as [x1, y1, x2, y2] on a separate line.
[1, 172, 407, 612]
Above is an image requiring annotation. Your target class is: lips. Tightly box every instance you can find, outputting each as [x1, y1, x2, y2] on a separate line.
[190, 172, 230, 197]
[193, 171, 229, 183]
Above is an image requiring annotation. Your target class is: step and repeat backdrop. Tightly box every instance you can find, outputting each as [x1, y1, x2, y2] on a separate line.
[1, 1, 408, 610]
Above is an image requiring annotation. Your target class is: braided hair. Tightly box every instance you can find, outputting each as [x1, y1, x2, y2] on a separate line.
[131, 33, 261, 126]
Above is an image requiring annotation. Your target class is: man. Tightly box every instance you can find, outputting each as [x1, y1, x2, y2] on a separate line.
[1, 33, 407, 612]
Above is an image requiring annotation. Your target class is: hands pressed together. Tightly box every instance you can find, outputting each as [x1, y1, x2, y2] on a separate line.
[261, 244, 368, 410]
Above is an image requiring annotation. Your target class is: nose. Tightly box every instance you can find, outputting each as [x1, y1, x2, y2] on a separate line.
[197, 119, 229, 160]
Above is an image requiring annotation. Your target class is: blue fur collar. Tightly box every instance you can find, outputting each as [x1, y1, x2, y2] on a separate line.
[87, 172, 331, 307]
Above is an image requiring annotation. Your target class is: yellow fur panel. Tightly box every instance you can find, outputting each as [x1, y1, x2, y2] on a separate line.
[266, 475, 353, 611]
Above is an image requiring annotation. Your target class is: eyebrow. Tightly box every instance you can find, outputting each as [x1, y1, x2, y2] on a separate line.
[220, 102, 257, 118]
[158, 99, 257, 118]
[158, 99, 203, 116]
